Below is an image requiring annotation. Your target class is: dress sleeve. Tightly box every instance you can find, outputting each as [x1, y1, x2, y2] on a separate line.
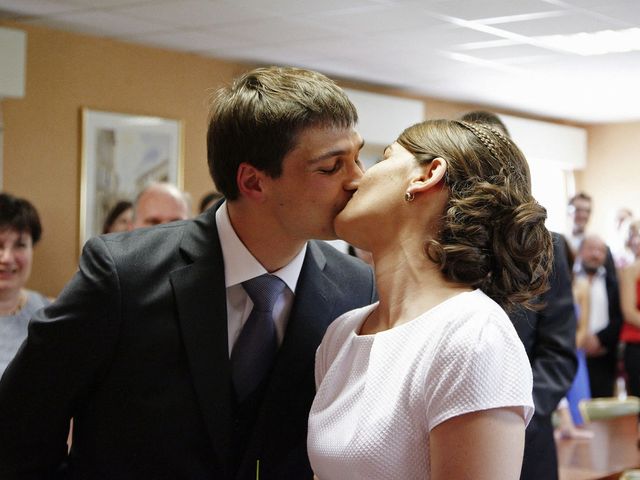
[424, 312, 534, 431]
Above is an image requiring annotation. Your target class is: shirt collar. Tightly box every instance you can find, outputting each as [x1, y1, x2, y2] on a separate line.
[215, 201, 307, 293]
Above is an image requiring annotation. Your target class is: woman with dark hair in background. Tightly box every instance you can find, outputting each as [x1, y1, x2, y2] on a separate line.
[0, 193, 50, 376]
[198, 191, 223, 213]
[308, 119, 553, 479]
[102, 200, 133, 234]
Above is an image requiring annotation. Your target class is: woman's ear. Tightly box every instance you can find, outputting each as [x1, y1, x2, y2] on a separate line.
[236, 163, 267, 202]
[406, 157, 447, 196]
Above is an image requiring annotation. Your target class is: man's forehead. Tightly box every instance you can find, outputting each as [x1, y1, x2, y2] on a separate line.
[583, 238, 605, 250]
[572, 198, 591, 208]
[292, 128, 363, 162]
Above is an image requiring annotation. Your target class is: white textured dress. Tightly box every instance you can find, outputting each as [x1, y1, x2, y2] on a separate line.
[307, 289, 533, 480]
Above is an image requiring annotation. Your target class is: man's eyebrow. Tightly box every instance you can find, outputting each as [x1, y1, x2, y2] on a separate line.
[308, 139, 365, 165]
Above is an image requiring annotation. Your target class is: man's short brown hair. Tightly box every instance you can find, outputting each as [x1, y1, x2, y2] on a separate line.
[207, 66, 358, 200]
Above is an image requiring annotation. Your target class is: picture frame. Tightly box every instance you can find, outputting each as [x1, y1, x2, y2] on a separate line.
[79, 108, 184, 248]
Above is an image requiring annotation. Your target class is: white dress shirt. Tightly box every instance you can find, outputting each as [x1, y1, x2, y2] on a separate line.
[575, 262, 609, 335]
[215, 202, 307, 355]
[567, 232, 584, 255]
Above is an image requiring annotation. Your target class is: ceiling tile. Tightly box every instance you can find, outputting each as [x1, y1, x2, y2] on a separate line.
[1, 0, 639, 122]
[498, 11, 627, 36]
[375, 23, 504, 50]
[0, 0, 83, 18]
[548, 0, 640, 25]
[454, 43, 557, 60]
[227, 0, 379, 16]
[499, 53, 565, 65]
[198, 16, 344, 44]
[23, 9, 168, 36]
[296, 1, 442, 34]
[131, 28, 254, 52]
[420, 0, 557, 20]
[116, 0, 268, 28]
[60, 0, 160, 7]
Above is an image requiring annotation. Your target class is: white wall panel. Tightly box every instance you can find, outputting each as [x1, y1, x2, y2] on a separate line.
[0, 27, 26, 98]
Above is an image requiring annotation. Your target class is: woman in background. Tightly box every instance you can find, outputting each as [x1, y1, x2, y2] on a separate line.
[555, 236, 593, 438]
[308, 119, 552, 480]
[0, 193, 50, 376]
[198, 191, 223, 213]
[102, 200, 133, 234]
[620, 220, 640, 397]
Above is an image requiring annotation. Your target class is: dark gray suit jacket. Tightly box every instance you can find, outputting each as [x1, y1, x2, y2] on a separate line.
[510, 232, 577, 480]
[0, 208, 376, 480]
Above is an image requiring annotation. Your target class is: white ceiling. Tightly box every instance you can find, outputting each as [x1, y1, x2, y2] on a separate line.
[1, 0, 639, 123]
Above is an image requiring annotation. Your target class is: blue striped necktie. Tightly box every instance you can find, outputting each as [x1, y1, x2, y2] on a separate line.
[231, 274, 286, 401]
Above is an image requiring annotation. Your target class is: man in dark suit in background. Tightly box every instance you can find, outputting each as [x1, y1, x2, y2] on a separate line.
[130, 181, 191, 228]
[510, 232, 577, 480]
[575, 234, 623, 397]
[460, 111, 577, 480]
[0, 66, 376, 479]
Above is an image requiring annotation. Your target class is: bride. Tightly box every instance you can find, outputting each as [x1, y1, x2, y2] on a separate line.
[308, 119, 552, 480]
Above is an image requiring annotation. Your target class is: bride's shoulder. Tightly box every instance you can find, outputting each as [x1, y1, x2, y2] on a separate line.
[324, 303, 378, 340]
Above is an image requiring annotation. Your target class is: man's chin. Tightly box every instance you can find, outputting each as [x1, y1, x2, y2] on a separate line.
[308, 220, 339, 242]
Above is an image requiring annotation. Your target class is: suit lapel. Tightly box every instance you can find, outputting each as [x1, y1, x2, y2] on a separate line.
[170, 211, 233, 476]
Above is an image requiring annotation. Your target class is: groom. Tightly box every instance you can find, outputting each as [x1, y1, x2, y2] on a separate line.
[0, 67, 376, 479]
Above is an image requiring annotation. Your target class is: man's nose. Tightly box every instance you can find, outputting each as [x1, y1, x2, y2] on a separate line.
[344, 160, 364, 190]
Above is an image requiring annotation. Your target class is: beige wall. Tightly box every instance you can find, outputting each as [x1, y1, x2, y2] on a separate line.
[577, 122, 640, 237]
[1, 21, 247, 296]
[2, 21, 635, 297]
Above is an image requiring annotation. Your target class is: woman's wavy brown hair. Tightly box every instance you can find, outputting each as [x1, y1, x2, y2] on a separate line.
[396, 119, 552, 311]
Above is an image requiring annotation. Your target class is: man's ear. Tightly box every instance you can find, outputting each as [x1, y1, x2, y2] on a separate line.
[236, 163, 267, 201]
[406, 157, 447, 197]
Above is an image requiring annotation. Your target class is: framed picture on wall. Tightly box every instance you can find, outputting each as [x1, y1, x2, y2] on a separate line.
[79, 108, 184, 248]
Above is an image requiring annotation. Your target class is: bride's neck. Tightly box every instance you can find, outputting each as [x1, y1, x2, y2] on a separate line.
[369, 246, 470, 332]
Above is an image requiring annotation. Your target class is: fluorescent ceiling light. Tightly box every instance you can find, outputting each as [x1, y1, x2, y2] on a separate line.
[537, 28, 640, 56]
[475, 11, 566, 25]
[442, 51, 523, 73]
